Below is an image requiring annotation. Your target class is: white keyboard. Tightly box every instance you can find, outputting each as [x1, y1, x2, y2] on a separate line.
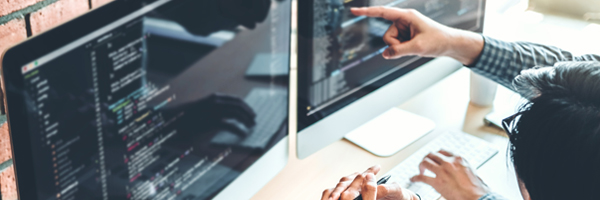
[383, 130, 498, 200]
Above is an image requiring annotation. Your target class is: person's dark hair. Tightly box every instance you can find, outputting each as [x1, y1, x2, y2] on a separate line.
[509, 61, 600, 200]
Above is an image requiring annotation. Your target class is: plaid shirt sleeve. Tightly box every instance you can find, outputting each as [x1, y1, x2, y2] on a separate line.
[468, 36, 600, 90]
[478, 192, 511, 200]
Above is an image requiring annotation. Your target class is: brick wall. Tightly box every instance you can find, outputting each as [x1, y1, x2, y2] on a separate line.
[0, 0, 112, 199]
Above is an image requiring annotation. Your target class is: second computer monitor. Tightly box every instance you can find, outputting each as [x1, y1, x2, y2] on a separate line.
[296, 0, 486, 159]
[1, 0, 290, 199]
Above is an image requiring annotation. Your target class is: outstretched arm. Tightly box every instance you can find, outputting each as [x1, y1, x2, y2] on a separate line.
[468, 36, 600, 90]
[350, 6, 600, 91]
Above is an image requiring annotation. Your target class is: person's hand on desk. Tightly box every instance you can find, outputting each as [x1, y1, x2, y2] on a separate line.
[350, 7, 484, 66]
[410, 150, 490, 200]
[320, 165, 419, 200]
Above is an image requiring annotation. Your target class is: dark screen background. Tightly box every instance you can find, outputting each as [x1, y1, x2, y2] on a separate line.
[18, 0, 290, 199]
[297, 0, 485, 130]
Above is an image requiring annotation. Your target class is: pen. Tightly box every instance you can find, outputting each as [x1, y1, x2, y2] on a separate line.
[353, 175, 391, 200]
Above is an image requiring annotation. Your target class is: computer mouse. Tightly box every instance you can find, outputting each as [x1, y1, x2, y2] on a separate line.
[221, 118, 252, 137]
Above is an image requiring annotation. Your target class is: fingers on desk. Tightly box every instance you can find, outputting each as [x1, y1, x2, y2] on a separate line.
[438, 149, 455, 157]
[363, 164, 381, 175]
[330, 172, 360, 199]
[419, 157, 441, 175]
[321, 188, 334, 200]
[414, 152, 448, 187]
[361, 173, 378, 200]
[340, 174, 365, 200]
[426, 152, 450, 165]
[340, 172, 360, 182]
[327, 165, 381, 200]
[410, 174, 437, 187]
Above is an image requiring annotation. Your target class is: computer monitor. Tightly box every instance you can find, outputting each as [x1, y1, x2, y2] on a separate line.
[1, 0, 290, 199]
[297, 0, 486, 158]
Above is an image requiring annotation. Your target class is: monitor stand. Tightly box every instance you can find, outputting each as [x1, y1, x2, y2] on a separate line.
[344, 107, 435, 157]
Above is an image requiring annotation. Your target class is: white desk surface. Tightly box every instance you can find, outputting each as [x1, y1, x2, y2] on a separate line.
[251, 1, 600, 199]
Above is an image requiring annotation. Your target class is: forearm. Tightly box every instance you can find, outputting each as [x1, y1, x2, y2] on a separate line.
[456, 35, 600, 91]
[445, 28, 485, 66]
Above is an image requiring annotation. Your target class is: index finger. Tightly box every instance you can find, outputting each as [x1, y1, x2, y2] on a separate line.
[329, 172, 360, 199]
[438, 149, 455, 157]
[341, 174, 365, 200]
[425, 152, 450, 165]
[363, 165, 381, 175]
[418, 157, 441, 175]
[350, 6, 410, 21]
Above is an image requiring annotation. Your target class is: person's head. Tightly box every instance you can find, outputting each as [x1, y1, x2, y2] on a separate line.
[506, 62, 600, 200]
